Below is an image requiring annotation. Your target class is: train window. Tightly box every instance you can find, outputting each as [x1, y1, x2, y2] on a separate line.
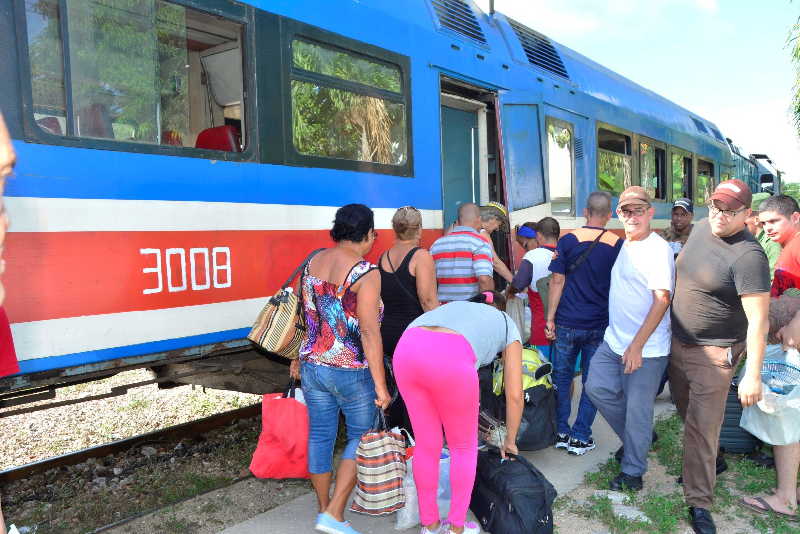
[639, 141, 666, 201]
[597, 127, 632, 193]
[671, 150, 693, 200]
[696, 159, 715, 205]
[290, 39, 408, 166]
[24, 0, 246, 152]
[545, 118, 573, 215]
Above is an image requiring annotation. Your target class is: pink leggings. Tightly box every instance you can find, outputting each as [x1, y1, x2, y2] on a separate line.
[393, 327, 478, 527]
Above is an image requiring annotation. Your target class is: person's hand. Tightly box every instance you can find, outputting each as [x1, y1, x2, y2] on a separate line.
[777, 311, 800, 349]
[622, 344, 643, 374]
[375, 386, 391, 410]
[500, 437, 518, 459]
[545, 320, 556, 340]
[505, 286, 517, 300]
[289, 359, 301, 380]
[738, 371, 763, 407]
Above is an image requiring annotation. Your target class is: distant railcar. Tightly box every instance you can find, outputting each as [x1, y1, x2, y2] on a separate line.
[0, 0, 781, 399]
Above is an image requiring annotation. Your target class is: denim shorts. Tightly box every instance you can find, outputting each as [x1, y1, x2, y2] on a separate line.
[301, 361, 377, 474]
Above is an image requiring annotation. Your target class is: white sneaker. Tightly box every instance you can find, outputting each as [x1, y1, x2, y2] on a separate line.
[441, 521, 481, 534]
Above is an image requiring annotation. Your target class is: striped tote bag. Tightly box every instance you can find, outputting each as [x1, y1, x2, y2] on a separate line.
[350, 412, 407, 515]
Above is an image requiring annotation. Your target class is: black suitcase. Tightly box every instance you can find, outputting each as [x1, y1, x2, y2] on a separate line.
[470, 448, 557, 534]
[719, 380, 760, 454]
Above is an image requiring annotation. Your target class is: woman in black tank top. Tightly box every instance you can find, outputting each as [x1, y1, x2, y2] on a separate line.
[379, 207, 438, 431]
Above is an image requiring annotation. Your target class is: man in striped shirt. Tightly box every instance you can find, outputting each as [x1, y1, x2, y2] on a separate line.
[431, 203, 494, 302]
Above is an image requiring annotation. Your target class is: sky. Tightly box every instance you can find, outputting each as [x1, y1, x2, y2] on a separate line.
[474, 0, 800, 182]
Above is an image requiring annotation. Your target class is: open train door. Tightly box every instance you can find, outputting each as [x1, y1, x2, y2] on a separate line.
[439, 77, 511, 286]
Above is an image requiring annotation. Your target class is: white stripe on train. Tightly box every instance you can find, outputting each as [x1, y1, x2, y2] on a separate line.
[11, 297, 267, 361]
[5, 197, 444, 232]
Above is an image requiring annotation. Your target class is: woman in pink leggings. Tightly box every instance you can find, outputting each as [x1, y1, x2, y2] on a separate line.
[393, 291, 524, 534]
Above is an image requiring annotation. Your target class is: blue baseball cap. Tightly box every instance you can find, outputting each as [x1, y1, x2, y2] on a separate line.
[517, 225, 537, 239]
[672, 198, 693, 213]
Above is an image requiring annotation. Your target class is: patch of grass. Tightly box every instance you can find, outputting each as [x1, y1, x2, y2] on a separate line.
[749, 511, 798, 534]
[652, 413, 683, 476]
[159, 471, 232, 504]
[729, 456, 778, 494]
[582, 495, 651, 534]
[584, 457, 620, 489]
[640, 491, 684, 533]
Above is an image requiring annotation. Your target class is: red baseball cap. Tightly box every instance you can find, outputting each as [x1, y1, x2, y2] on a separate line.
[709, 179, 752, 210]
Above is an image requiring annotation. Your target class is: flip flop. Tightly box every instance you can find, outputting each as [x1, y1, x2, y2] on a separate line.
[739, 497, 799, 522]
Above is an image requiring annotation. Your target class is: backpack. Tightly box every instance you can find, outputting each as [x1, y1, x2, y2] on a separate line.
[490, 348, 557, 451]
[470, 448, 557, 534]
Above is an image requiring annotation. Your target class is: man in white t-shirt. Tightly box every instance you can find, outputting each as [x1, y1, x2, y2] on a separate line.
[585, 186, 675, 492]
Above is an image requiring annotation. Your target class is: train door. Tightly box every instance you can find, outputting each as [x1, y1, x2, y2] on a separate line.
[440, 103, 481, 228]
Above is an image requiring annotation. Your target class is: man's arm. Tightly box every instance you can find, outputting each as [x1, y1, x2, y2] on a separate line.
[478, 274, 494, 291]
[739, 292, 770, 407]
[622, 289, 671, 373]
[545, 272, 565, 340]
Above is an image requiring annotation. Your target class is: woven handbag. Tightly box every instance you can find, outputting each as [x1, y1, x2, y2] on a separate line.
[247, 248, 324, 359]
[350, 411, 408, 515]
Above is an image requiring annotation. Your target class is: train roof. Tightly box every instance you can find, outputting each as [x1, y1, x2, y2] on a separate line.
[256, 0, 729, 152]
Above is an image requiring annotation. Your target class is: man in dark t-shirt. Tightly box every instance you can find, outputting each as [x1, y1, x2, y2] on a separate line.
[545, 191, 623, 456]
[670, 179, 770, 534]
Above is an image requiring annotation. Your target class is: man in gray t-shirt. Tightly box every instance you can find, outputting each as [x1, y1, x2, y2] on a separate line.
[670, 180, 770, 534]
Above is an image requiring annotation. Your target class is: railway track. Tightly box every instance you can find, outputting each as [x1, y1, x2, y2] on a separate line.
[0, 402, 262, 484]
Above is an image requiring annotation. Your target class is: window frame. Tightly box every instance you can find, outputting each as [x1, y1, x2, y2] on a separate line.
[595, 122, 634, 195]
[695, 157, 716, 206]
[668, 146, 694, 202]
[281, 19, 413, 177]
[544, 115, 575, 216]
[14, 0, 256, 161]
[637, 136, 668, 203]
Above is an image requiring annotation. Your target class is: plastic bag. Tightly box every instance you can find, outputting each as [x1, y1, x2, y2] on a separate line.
[740, 383, 800, 446]
[506, 296, 530, 343]
[249, 380, 310, 479]
[395, 449, 451, 530]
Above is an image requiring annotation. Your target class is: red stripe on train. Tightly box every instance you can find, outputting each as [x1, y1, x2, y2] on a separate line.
[3, 229, 441, 324]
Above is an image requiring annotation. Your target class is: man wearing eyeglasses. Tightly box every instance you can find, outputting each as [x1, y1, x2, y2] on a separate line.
[670, 179, 770, 534]
[585, 186, 674, 492]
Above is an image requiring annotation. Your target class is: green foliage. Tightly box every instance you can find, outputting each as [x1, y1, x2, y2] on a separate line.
[584, 457, 620, 489]
[652, 412, 684, 476]
[640, 492, 685, 533]
[598, 150, 631, 193]
[783, 181, 800, 204]
[290, 40, 406, 165]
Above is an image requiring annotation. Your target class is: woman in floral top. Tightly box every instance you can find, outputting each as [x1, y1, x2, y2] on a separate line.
[290, 203, 390, 534]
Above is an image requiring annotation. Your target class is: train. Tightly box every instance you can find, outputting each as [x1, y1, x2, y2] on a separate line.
[0, 0, 783, 403]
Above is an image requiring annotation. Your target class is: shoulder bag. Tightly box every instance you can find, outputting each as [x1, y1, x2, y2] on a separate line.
[247, 248, 324, 359]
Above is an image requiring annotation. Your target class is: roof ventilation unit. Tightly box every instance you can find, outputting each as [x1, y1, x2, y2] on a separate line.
[690, 117, 708, 134]
[431, 0, 488, 45]
[508, 18, 568, 79]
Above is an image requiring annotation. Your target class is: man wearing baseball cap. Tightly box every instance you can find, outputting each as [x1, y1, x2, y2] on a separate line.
[585, 186, 674, 492]
[670, 179, 770, 533]
[659, 198, 694, 257]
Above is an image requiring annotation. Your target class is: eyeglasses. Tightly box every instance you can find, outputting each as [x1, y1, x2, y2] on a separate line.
[708, 203, 746, 219]
[617, 206, 648, 218]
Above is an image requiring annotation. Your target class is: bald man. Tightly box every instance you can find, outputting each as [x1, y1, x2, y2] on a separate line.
[430, 202, 494, 302]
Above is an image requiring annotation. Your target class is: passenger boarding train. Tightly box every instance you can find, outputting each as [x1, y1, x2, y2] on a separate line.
[0, 0, 782, 398]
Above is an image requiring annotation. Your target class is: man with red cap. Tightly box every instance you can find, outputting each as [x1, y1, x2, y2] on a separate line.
[670, 179, 770, 534]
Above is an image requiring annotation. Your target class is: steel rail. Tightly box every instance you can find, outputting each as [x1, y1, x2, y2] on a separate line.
[0, 402, 262, 484]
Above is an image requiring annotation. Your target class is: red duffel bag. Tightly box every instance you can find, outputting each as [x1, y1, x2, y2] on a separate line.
[250, 380, 310, 479]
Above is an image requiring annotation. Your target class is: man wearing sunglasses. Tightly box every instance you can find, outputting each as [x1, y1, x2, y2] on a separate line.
[585, 186, 674, 493]
[670, 179, 770, 534]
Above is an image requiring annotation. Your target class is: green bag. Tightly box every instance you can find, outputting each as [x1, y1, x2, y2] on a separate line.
[492, 347, 553, 395]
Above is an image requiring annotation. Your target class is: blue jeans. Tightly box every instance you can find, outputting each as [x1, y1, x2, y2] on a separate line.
[301, 361, 377, 474]
[551, 325, 604, 442]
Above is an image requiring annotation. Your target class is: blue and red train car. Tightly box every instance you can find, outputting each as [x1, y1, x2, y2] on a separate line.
[0, 0, 777, 397]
